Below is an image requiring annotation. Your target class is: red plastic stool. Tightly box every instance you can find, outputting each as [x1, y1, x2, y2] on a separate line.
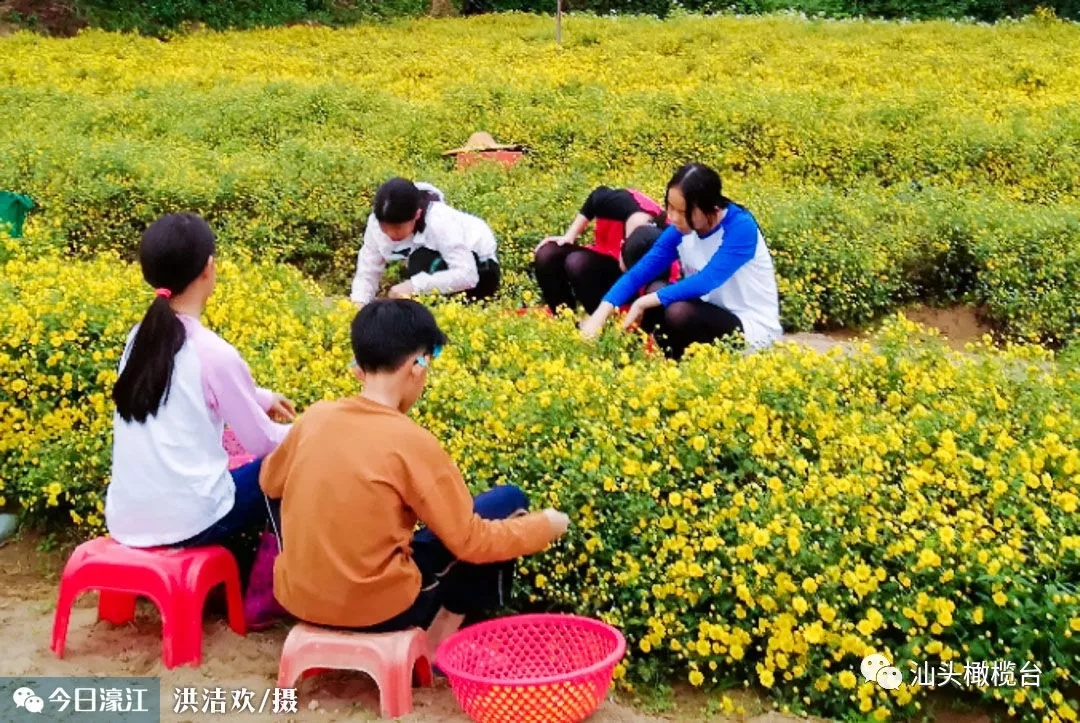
[277, 622, 434, 718]
[51, 537, 246, 668]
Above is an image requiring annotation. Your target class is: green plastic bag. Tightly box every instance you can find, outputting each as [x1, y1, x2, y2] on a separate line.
[0, 192, 34, 238]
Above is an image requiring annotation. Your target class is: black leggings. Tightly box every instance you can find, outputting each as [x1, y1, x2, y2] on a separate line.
[533, 244, 622, 314]
[533, 226, 672, 314]
[641, 281, 744, 361]
[406, 248, 500, 301]
[338, 486, 529, 633]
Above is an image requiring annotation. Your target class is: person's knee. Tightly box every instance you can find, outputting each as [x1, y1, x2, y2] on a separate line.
[563, 250, 593, 283]
[491, 484, 529, 515]
[231, 460, 266, 511]
[645, 280, 668, 296]
[238, 456, 264, 474]
[664, 302, 698, 331]
[470, 484, 530, 521]
[408, 249, 441, 277]
[534, 243, 563, 271]
[621, 225, 661, 270]
[406, 254, 426, 278]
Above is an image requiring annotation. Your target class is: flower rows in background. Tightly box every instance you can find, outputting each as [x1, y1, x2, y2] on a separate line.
[1, 14, 1079, 343]
[2, 244, 1078, 722]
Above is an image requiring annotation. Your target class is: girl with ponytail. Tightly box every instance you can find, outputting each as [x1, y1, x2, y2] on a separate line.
[106, 213, 295, 560]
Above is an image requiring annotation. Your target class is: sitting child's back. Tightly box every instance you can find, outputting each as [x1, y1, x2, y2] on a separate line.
[260, 381, 555, 630]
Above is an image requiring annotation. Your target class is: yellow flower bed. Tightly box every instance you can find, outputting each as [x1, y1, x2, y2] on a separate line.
[2, 245, 1078, 722]
[1, 14, 1079, 342]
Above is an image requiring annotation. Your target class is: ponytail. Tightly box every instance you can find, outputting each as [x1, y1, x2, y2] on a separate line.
[373, 177, 440, 235]
[112, 296, 187, 423]
[111, 212, 216, 424]
[415, 189, 441, 234]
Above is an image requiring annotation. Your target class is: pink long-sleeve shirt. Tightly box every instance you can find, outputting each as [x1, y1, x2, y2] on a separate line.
[105, 314, 290, 547]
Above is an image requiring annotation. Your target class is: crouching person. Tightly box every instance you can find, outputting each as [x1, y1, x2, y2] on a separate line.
[259, 299, 570, 649]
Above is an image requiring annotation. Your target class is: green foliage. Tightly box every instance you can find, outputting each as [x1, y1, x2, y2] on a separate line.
[4, 15, 1080, 343]
[475, 0, 1080, 20]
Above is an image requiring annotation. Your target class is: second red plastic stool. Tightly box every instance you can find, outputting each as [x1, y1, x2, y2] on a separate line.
[277, 622, 434, 718]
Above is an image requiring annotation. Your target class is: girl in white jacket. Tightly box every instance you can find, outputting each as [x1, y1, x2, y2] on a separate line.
[350, 178, 501, 305]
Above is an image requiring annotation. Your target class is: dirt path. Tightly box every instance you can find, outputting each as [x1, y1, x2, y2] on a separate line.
[0, 534, 719, 723]
[0, 532, 997, 723]
[784, 304, 993, 355]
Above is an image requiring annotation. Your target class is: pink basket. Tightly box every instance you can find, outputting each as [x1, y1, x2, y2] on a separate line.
[435, 614, 626, 723]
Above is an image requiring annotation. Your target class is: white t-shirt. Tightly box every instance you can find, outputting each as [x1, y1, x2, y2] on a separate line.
[601, 202, 782, 349]
[105, 315, 290, 547]
[674, 226, 783, 349]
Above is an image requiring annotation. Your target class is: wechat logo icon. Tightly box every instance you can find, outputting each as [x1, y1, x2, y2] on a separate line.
[862, 653, 904, 690]
[13, 687, 45, 714]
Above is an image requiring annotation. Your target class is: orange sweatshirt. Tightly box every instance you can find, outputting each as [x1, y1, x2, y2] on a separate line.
[258, 395, 557, 628]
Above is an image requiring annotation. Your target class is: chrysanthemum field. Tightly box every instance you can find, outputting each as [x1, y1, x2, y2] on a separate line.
[1, 12, 1079, 723]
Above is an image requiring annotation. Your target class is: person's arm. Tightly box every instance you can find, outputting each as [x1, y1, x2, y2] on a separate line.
[350, 218, 388, 305]
[560, 214, 591, 243]
[655, 214, 758, 306]
[537, 214, 589, 252]
[253, 387, 276, 412]
[200, 340, 291, 458]
[600, 224, 683, 309]
[117, 327, 137, 371]
[258, 420, 299, 499]
[540, 186, 628, 249]
[400, 441, 559, 564]
[408, 215, 482, 296]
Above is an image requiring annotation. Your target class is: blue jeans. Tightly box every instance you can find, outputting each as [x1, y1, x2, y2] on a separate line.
[348, 485, 530, 633]
[175, 458, 278, 588]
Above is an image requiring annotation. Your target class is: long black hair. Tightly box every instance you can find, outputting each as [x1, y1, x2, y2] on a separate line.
[372, 177, 441, 235]
[112, 213, 216, 424]
[665, 163, 730, 233]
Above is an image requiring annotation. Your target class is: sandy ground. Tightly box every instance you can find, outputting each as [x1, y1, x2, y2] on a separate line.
[786, 304, 992, 355]
[898, 305, 992, 349]
[1, 533, 680, 723]
[0, 530, 995, 723]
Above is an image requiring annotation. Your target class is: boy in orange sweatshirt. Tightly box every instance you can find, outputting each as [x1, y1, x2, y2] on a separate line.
[260, 299, 569, 648]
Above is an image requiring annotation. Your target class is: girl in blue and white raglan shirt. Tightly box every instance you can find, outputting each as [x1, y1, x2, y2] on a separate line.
[580, 163, 782, 360]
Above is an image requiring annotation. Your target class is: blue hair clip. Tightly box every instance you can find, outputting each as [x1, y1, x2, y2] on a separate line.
[416, 345, 443, 368]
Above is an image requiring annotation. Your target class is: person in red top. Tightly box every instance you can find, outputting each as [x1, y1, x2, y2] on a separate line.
[533, 186, 678, 314]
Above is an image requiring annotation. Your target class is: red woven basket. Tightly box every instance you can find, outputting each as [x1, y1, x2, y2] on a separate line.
[435, 614, 626, 723]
